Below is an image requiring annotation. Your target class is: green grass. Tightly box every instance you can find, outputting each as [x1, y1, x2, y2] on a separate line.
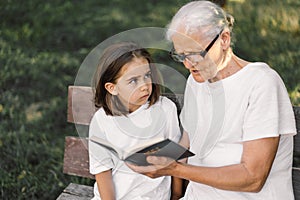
[0, 0, 299, 199]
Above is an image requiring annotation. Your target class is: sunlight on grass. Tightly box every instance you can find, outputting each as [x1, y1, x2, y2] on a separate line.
[291, 85, 300, 106]
[228, 0, 245, 3]
[279, 9, 299, 32]
[25, 103, 43, 122]
[258, 5, 299, 32]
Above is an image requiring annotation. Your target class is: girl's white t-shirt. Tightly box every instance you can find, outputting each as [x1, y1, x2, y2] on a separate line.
[180, 62, 296, 200]
[89, 96, 181, 200]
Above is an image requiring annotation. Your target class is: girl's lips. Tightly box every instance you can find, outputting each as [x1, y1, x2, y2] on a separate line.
[140, 94, 150, 99]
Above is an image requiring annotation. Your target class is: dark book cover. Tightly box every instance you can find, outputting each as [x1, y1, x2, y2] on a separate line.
[125, 139, 195, 166]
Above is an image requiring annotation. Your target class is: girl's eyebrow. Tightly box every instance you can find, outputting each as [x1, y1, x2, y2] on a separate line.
[125, 70, 151, 81]
[126, 75, 140, 81]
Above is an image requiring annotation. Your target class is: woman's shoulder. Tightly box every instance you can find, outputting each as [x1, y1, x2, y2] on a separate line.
[241, 62, 287, 94]
[244, 62, 276, 75]
[238, 62, 282, 83]
[249, 62, 282, 78]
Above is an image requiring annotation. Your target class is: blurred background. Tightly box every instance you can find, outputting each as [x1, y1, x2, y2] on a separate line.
[1, 0, 299, 199]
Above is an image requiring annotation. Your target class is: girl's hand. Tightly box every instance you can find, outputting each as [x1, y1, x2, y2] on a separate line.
[126, 156, 177, 178]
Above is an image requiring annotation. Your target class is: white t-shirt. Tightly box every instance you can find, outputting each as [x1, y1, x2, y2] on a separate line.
[180, 62, 296, 200]
[89, 96, 181, 200]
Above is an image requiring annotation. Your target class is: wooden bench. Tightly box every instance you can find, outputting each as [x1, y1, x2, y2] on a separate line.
[57, 85, 300, 200]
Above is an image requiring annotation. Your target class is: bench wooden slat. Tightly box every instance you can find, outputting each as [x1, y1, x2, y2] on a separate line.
[293, 107, 300, 154]
[293, 168, 300, 198]
[57, 192, 92, 200]
[63, 136, 94, 179]
[68, 86, 96, 125]
[57, 183, 93, 200]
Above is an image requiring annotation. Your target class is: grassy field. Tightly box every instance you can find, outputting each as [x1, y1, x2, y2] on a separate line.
[1, 0, 299, 199]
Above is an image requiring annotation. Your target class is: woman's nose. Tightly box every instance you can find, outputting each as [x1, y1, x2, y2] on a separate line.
[183, 59, 194, 69]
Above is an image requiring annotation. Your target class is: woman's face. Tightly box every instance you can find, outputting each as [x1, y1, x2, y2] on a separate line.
[171, 29, 222, 82]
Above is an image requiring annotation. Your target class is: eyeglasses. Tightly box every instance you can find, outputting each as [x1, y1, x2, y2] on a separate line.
[170, 30, 223, 63]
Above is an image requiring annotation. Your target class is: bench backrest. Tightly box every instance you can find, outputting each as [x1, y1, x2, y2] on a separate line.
[63, 86, 300, 195]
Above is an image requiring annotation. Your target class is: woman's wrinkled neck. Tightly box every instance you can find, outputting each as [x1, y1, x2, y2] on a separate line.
[209, 49, 250, 82]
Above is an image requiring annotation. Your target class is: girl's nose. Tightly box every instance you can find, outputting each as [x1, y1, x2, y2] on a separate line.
[140, 82, 149, 91]
[140, 85, 148, 92]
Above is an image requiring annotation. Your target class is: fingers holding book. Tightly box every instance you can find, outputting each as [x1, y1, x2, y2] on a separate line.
[126, 155, 178, 179]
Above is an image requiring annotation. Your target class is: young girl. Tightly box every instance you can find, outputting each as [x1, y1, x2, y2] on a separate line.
[88, 42, 182, 200]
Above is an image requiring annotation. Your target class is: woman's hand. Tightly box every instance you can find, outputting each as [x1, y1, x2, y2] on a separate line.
[126, 156, 178, 178]
[127, 131, 190, 178]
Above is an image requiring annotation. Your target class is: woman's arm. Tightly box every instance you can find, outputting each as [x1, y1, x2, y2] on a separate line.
[95, 169, 116, 200]
[173, 136, 279, 192]
[128, 133, 280, 193]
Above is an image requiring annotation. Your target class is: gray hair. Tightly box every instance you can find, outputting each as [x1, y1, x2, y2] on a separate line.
[166, 1, 234, 42]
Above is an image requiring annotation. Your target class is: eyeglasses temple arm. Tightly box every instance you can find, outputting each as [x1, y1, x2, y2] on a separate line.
[204, 29, 223, 53]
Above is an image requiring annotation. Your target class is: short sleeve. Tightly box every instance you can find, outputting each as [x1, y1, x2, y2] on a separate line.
[162, 97, 181, 143]
[180, 75, 200, 136]
[243, 69, 296, 141]
[89, 112, 115, 175]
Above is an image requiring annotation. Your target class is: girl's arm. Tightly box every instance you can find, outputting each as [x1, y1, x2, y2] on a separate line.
[95, 169, 116, 200]
[171, 176, 183, 200]
[171, 130, 190, 199]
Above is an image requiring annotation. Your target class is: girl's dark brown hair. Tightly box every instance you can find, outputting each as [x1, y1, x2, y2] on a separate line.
[93, 42, 161, 116]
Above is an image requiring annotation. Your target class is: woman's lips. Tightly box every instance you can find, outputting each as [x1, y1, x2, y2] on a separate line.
[191, 69, 200, 74]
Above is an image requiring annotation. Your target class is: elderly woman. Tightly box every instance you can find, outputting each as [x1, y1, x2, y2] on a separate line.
[128, 1, 297, 199]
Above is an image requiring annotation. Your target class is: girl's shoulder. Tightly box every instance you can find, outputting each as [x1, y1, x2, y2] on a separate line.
[93, 107, 106, 117]
[155, 96, 178, 111]
[91, 107, 111, 123]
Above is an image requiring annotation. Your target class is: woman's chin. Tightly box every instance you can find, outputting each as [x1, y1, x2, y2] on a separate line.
[191, 73, 206, 83]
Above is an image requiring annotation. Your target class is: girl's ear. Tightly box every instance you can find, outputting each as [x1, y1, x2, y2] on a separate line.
[105, 82, 118, 95]
[220, 30, 231, 50]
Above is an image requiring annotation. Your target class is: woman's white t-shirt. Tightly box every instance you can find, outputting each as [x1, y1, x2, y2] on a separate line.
[89, 96, 181, 200]
[180, 62, 296, 200]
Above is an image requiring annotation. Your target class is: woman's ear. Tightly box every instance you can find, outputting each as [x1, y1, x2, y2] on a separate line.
[105, 82, 118, 95]
[220, 30, 231, 50]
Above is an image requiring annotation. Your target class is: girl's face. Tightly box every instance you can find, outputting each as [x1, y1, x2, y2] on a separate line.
[106, 57, 153, 113]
